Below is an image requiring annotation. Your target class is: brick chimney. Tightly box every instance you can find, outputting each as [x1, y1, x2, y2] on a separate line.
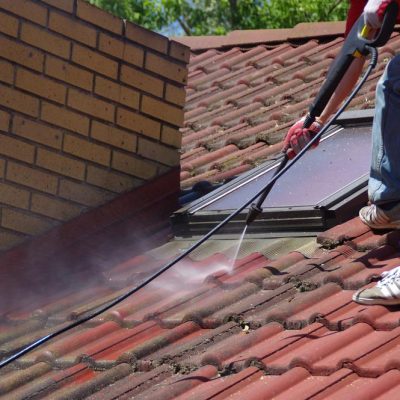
[0, 0, 189, 251]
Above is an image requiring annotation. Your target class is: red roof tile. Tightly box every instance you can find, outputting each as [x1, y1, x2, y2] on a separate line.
[179, 25, 400, 188]
[2, 213, 400, 398]
[4, 23, 400, 400]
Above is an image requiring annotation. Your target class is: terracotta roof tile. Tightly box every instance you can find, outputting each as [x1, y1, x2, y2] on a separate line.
[180, 29, 400, 188]
[3, 218, 400, 397]
[5, 23, 400, 400]
[317, 217, 371, 247]
[192, 47, 242, 72]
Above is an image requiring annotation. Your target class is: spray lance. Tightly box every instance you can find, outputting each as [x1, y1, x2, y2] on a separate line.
[245, 1, 399, 226]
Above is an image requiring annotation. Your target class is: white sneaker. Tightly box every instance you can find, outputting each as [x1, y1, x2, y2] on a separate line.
[359, 204, 400, 230]
[353, 266, 400, 305]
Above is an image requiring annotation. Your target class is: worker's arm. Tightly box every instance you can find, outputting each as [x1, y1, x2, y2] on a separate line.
[318, 56, 366, 124]
[284, 0, 395, 157]
[283, 57, 365, 158]
[320, 0, 400, 124]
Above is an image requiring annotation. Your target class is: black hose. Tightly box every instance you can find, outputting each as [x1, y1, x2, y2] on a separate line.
[246, 46, 378, 225]
[0, 47, 378, 369]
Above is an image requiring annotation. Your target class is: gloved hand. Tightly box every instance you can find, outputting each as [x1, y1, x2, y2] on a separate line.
[364, 0, 393, 29]
[283, 116, 323, 159]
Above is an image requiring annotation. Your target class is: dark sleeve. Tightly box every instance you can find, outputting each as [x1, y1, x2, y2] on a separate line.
[345, 0, 367, 36]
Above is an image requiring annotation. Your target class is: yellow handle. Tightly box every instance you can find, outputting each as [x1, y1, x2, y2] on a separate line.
[360, 25, 371, 38]
[353, 25, 372, 57]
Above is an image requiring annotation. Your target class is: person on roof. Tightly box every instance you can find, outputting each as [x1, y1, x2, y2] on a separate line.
[285, 0, 400, 305]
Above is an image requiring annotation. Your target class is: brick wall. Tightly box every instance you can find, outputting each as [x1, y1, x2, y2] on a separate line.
[0, 0, 189, 251]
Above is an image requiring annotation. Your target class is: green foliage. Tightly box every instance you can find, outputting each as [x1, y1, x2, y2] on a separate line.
[88, 0, 168, 30]
[263, 0, 349, 29]
[89, 0, 349, 36]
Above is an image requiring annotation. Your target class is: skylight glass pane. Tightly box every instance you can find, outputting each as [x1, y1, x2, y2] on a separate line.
[196, 125, 371, 212]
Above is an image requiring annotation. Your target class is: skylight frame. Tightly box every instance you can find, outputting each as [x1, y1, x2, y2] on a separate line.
[172, 111, 373, 238]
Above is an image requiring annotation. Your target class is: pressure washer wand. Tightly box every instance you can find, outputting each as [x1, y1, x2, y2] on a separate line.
[245, 2, 398, 227]
[245, 154, 289, 225]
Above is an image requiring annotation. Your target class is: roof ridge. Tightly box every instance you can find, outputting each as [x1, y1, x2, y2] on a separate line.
[172, 21, 346, 51]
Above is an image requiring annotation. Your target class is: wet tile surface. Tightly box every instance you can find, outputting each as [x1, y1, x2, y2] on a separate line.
[2, 217, 400, 398]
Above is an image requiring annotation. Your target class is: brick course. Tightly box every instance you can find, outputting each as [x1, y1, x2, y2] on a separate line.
[76, 0, 123, 35]
[87, 165, 141, 193]
[67, 88, 115, 122]
[169, 40, 191, 63]
[45, 55, 94, 91]
[112, 150, 158, 180]
[63, 134, 111, 166]
[49, 11, 97, 48]
[0, 0, 47, 26]
[0, 0, 188, 250]
[0, 11, 19, 37]
[0, 83, 39, 117]
[0, 158, 6, 178]
[7, 162, 58, 195]
[165, 83, 186, 107]
[125, 22, 169, 54]
[36, 148, 86, 180]
[0, 59, 14, 85]
[59, 179, 114, 207]
[99, 33, 144, 67]
[116, 107, 161, 140]
[72, 44, 118, 79]
[0, 230, 26, 251]
[31, 193, 84, 221]
[0, 133, 35, 163]
[146, 52, 187, 84]
[138, 137, 180, 167]
[21, 23, 71, 59]
[0, 111, 10, 132]
[120, 64, 164, 97]
[161, 125, 182, 149]
[41, 0, 74, 13]
[16, 68, 67, 104]
[141, 95, 184, 127]
[2, 208, 54, 235]
[0, 34, 44, 71]
[91, 121, 137, 152]
[0, 182, 30, 210]
[41, 101, 90, 136]
[13, 116, 63, 149]
[94, 76, 140, 110]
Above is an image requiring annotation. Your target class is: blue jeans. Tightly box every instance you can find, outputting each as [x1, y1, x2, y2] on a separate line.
[369, 54, 400, 206]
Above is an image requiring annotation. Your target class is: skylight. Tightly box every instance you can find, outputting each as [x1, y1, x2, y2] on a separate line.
[172, 112, 372, 238]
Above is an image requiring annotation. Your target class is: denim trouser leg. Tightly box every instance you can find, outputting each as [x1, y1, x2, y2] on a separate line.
[369, 54, 400, 205]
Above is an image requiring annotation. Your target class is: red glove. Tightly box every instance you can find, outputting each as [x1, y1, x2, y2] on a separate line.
[364, 0, 397, 28]
[283, 117, 323, 159]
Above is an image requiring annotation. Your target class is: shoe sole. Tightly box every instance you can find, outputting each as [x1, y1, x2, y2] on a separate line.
[352, 293, 400, 305]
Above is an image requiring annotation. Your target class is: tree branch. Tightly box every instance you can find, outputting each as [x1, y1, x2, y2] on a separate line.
[178, 16, 192, 36]
[327, 0, 345, 16]
[229, 0, 239, 29]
